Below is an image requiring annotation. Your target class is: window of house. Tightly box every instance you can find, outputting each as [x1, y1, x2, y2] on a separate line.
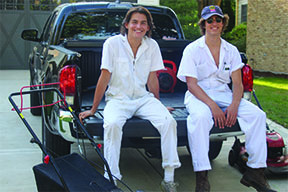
[241, 4, 247, 23]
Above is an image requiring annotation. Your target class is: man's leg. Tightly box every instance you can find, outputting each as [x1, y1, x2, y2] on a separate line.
[103, 100, 134, 181]
[186, 97, 213, 192]
[135, 96, 180, 191]
[216, 93, 275, 192]
[186, 97, 213, 172]
[236, 99, 275, 192]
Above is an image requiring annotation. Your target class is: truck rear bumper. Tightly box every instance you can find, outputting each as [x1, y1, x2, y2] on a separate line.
[58, 108, 243, 146]
[82, 108, 243, 146]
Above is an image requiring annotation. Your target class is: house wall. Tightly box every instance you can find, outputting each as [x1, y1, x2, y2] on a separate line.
[246, 0, 288, 74]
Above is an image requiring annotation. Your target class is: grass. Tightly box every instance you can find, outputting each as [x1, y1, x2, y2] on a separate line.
[251, 77, 288, 128]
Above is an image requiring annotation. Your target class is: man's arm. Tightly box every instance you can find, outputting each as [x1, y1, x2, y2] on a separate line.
[225, 68, 243, 127]
[79, 69, 111, 123]
[147, 71, 160, 100]
[186, 76, 226, 128]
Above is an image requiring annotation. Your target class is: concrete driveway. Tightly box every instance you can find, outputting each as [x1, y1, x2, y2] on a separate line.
[1, 70, 287, 192]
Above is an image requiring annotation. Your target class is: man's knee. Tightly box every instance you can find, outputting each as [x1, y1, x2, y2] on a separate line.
[258, 109, 266, 120]
[167, 115, 177, 128]
[190, 110, 211, 123]
[104, 117, 124, 132]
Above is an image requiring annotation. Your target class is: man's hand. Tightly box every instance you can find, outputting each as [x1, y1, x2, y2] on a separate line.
[166, 106, 175, 113]
[225, 68, 242, 127]
[225, 103, 238, 127]
[210, 103, 226, 129]
[79, 110, 94, 124]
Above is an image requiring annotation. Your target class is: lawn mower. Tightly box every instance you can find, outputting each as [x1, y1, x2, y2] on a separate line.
[9, 87, 125, 192]
[228, 54, 288, 174]
[228, 129, 288, 174]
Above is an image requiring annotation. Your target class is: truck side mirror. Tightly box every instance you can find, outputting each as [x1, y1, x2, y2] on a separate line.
[21, 29, 40, 42]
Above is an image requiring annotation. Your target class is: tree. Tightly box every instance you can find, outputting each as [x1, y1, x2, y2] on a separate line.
[160, 0, 200, 40]
[220, 0, 235, 32]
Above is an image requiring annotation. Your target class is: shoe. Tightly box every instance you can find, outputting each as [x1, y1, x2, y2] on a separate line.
[195, 171, 210, 192]
[240, 167, 276, 192]
[161, 180, 178, 192]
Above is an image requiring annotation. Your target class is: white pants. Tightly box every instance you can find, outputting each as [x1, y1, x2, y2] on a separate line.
[103, 94, 181, 180]
[186, 91, 267, 172]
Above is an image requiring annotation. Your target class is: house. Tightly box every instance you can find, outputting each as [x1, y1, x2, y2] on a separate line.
[236, 0, 288, 74]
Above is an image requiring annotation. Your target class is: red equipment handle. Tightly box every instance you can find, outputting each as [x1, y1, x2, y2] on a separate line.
[163, 60, 177, 73]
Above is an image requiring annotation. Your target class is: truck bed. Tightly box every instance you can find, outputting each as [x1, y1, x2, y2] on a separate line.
[82, 92, 242, 148]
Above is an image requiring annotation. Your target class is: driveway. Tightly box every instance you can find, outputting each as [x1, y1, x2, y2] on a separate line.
[1, 70, 287, 191]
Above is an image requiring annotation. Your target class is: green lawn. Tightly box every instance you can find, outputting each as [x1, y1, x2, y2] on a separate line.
[251, 77, 288, 128]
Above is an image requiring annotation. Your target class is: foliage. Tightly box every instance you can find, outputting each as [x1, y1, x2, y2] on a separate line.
[220, 0, 235, 32]
[29, 0, 61, 11]
[223, 22, 247, 52]
[160, 0, 201, 41]
[160, 0, 238, 41]
[251, 77, 288, 128]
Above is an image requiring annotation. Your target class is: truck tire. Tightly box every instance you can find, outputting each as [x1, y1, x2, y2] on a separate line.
[208, 141, 223, 160]
[30, 87, 42, 116]
[186, 141, 223, 161]
[228, 149, 237, 166]
[42, 115, 71, 157]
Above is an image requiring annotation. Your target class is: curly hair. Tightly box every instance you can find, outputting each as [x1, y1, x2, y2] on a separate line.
[120, 6, 154, 38]
[198, 14, 229, 35]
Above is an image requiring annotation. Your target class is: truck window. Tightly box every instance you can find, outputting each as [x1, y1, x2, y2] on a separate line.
[152, 14, 179, 40]
[60, 11, 179, 41]
[60, 12, 124, 41]
[42, 12, 57, 43]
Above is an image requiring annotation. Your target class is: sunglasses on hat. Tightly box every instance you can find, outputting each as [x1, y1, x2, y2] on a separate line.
[206, 17, 222, 24]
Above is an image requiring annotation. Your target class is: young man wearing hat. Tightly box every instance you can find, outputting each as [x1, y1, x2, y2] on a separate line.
[177, 5, 276, 192]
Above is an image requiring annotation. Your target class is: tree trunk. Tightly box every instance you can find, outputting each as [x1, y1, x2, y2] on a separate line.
[197, 0, 222, 19]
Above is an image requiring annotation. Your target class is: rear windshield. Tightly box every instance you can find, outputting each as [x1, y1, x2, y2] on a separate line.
[60, 11, 179, 41]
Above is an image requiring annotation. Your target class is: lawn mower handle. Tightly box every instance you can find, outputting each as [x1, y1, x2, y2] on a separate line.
[8, 87, 114, 184]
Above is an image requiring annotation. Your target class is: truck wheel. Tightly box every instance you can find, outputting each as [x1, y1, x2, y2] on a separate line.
[186, 141, 223, 160]
[30, 87, 41, 116]
[208, 141, 223, 160]
[228, 149, 236, 166]
[42, 115, 71, 157]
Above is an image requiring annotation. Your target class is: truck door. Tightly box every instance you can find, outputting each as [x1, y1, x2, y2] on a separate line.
[32, 12, 57, 85]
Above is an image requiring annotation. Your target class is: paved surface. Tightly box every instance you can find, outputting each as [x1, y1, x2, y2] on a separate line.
[1, 70, 287, 192]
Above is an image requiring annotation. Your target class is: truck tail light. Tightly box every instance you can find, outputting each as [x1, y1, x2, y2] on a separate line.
[59, 65, 76, 95]
[242, 64, 253, 92]
[59, 65, 77, 106]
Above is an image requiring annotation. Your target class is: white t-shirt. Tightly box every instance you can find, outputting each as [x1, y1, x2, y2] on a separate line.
[177, 36, 244, 95]
[101, 34, 164, 101]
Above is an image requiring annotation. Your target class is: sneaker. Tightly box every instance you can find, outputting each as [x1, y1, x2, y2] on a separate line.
[240, 167, 276, 192]
[161, 180, 178, 192]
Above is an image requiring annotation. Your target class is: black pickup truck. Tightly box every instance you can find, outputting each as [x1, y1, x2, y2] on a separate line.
[21, 2, 244, 159]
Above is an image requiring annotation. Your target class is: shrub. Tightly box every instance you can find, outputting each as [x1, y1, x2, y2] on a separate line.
[223, 22, 247, 52]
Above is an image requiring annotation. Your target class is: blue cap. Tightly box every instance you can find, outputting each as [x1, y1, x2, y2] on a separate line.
[201, 5, 224, 20]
